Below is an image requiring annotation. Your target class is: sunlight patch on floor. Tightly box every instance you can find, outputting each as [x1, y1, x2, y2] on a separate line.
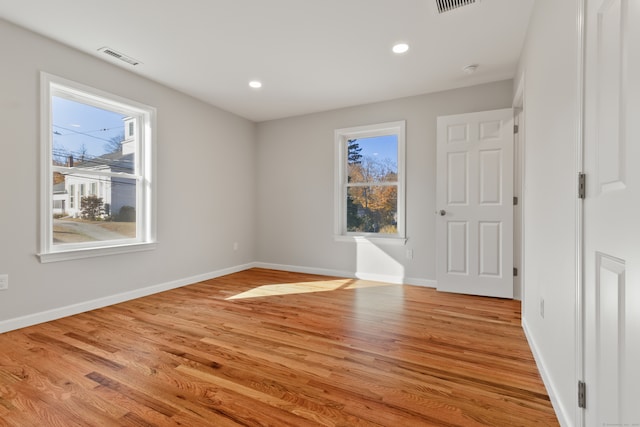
[226, 279, 393, 300]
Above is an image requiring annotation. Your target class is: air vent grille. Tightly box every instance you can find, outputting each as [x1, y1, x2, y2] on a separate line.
[436, 0, 477, 13]
[98, 47, 140, 66]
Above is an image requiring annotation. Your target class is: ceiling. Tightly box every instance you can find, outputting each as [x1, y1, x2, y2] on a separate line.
[0, 0, 534, 122]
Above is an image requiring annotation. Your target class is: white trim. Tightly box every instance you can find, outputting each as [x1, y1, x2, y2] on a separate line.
[523, 319, 571, 427]
[38, 242, 157, 263]
[0, 263, 254, 334]
[253, 262, 435, 287]
[333, 235, 407, 246]
[39, 72, 157, 262]
[355, 272, 404, 284]
[0, 260, 437, 334]
[404, 277, 437, 288]
[334, 120, 406, 239]
[513, 74, 526, 302]
[41, 72, 53, 254]
[252, 262, 355, 279]
[575, 0, 586, 425]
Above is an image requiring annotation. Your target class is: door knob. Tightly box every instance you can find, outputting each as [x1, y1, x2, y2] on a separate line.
[438, 209, 446, 216]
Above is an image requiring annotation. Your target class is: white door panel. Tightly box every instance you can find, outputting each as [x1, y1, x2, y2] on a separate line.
[447, 152, 468, 204]
[447, 221, 468, 274]
[479, 221, 501, 277]
[436, 109, 513, 298]
[583, 0, 640, 425]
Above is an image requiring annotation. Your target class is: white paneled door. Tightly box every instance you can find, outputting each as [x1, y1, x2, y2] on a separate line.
[436, 109, 514, 298]
[583, 0, 640, 425]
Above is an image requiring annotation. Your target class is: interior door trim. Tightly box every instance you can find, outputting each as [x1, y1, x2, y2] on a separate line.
[576, 0, 587, 425]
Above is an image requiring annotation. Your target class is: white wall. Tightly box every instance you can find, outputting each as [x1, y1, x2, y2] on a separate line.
[516, 1, 581, 425]
[0, 11, 579, 425]
[255, 81, 513, 284]
[0, 19, 256, 330]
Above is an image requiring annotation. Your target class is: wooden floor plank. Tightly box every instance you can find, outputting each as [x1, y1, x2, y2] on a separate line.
[0, 268, 558, 426]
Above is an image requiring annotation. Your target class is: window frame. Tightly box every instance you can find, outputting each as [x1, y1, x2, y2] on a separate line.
[334, 120, 407, 245]
[39, 72, 157, 263]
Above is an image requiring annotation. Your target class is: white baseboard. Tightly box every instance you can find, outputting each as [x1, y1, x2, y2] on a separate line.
[522, 318, 571, 427]
[254, 262, 436, 288]
[404, 277, 437, 288]
[0, 263, 254, 334]
[252, 262, 355, 279]
[0, 262, 436, 334]
[355, 271, 404, 284]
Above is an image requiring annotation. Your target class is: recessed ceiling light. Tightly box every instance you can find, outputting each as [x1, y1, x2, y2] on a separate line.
[392, 43, 410, 54]
[249, 80, 262, 89]
[462, 64, 479, 74]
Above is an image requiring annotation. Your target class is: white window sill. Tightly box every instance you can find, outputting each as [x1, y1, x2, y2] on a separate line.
[38, 242, 156, 263]
[334, 235, 407, 246]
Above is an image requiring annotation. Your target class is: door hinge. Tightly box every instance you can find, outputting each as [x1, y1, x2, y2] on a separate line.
[578, 173, 586, 199]
[513, 196, 518, 206]
[513, 267, 518, 277]
[578, 381, 586, 408]
[514, 124, 519, 134]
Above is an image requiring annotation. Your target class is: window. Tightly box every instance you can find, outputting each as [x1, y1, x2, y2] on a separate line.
[69, 184, 76, 209]
[334, 121, 406, 243]
[40, 73, 156, 262]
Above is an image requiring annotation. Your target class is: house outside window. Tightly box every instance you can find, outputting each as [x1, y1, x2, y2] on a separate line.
[334, 121, 406, 244]
[40, 73, 156, 262]
[69, 184, 76, 209]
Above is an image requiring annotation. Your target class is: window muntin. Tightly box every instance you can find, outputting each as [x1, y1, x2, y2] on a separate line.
[40, 73, 155, 262]
[335, 121, 406, 242]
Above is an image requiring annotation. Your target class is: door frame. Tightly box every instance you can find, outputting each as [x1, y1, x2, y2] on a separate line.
[513, 78, 525, 303]
[576, 0, 586, 425]
[514, 1, 588, 423]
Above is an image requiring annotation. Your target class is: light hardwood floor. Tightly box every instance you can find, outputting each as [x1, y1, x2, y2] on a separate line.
[0, 268, 558, 426]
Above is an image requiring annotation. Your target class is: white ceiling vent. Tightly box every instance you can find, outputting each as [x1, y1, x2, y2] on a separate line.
[98, 47, 141, 66]
[436, 0, 478, 14]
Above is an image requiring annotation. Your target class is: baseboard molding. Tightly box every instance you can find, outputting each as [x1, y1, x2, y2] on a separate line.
[522, 318, 571, 427]
[0, 263, 254, 334]
[254, 262, 436, 288]
[355, 271, 404, 284]
[252, 262, 355, 279]
[0, 262, 436, 334]
[404, 277, 437, 288]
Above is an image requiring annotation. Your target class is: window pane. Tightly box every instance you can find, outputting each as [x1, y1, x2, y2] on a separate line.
[52, 172, 137, 246]
[347, 135, 398, 184]
[42, 74, 155, 261]
[346, 186, 398, 234]
[52, 96, 135, 171]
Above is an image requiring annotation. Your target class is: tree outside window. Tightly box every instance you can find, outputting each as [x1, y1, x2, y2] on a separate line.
[335, 121, 406, 241]
[346, 137, 398, 233]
